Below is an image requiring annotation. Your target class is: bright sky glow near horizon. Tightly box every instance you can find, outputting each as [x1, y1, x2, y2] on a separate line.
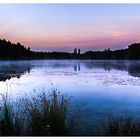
[0, 4, 140, 52]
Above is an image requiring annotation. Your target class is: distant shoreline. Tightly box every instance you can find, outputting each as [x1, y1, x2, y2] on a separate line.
[0, 39, 140, 60]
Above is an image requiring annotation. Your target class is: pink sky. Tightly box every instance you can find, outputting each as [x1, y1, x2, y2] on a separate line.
[0, 4, 140, 52]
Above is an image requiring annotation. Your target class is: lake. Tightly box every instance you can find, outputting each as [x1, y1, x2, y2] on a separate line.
[0, 60, 140, 135]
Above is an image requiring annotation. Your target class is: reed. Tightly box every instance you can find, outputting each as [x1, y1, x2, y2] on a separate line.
[106, 118, 140, 136]
[0, 90, 73, 136]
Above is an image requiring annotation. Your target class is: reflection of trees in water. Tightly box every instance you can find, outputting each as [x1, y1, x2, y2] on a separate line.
[1, 60, 140, 82]
[74, 63, 80, 72]
[84, 61, 127, 72]
[128, 63, 140, 77]
[0, 64, 32, 81]
[52, 62, 81, 72]
[36, 61, 82, 72]
[50, 62, 81, 72]
[84, 61, 140, 77]
[51, 60, 140, 77]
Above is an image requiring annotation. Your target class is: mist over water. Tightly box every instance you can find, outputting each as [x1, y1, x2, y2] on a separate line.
[0, 60, 140, 135]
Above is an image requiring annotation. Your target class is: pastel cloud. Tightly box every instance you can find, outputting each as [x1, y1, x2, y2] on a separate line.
[0, 4, 140, 52]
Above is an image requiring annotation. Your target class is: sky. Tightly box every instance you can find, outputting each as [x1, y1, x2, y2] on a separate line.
[0, 4, 140, 52]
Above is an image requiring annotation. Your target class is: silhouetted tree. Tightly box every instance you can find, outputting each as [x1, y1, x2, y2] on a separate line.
[78, 49, 80, 55]
[0, 38, 140, 60]
[128, 43, 140, 60]
[74, 48, 77, 54]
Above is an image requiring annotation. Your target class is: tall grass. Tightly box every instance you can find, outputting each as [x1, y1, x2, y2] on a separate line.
[0, 90, 74, 136]
[1, 90, 140, 136]
[0, 93, 23, 136]
[106, 118, 140, 136]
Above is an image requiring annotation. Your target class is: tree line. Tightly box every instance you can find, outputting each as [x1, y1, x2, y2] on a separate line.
[0, 39, 140, 60]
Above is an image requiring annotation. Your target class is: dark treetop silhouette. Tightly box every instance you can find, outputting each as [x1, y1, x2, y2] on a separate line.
[0, 39, 140, 60]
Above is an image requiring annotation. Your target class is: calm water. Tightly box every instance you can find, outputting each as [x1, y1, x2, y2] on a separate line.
[1, 60, 140, 135]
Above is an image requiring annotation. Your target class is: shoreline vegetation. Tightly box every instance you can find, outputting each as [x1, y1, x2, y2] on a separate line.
[107, 118, 140, 136]
[0, 39, 140, 60]
[0, 89, 139, 136]
[0, 90, 75, 136]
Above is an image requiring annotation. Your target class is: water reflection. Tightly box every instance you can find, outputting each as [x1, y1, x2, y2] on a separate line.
[0, 61, 32, 81]
[128, 63, 140, 77]
[83, 60, 140, 77]
[0, 60, 140, 135]
[1, 60, 140, 82]
[83, 61, 127, 71]
[74, 63, 80, 71]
